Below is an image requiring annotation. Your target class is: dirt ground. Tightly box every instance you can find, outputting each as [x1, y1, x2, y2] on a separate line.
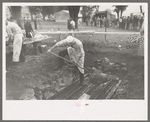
[6, 22, 144, 100]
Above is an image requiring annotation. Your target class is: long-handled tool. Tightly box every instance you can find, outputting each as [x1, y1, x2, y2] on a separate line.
[49, 51, 95, 78]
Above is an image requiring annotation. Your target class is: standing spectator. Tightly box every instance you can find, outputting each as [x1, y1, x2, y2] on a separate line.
[100, 17, 102, 27]
[122, 16, 125, 29]
[90, 17, 93, 26]
[93, 15, 97, 27]
[119, 17, 122, 29]
[78, 18, 83, 29]
[103, 17, 106, 27]
[37, 13, 43, 29]
[126, 16, 130, 30]
[6, 20, 25, 63]
[22, 17, 26, 26]
[33, 14, 37, 30]
[140, 16, 144, 29]
[132, 16, 136, 30]
[24, 19, 34, 38]
[67, 19, 71, 30]
[85, 17, 89, 26]
[70, 18, 75, 31]
[97, 17, 100, 27]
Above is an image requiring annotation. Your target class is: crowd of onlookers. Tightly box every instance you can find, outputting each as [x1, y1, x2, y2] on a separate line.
[84, 15, 144, 31]
[21, 12, 43, 30]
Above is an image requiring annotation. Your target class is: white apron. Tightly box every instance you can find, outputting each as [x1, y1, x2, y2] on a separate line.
[13, 34, 23, 62]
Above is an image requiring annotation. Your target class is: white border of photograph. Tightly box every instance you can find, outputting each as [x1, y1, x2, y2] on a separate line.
[2, 2, 148, 120]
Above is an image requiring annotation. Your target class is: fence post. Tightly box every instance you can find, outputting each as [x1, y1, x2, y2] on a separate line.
[105, 21, 107, 41]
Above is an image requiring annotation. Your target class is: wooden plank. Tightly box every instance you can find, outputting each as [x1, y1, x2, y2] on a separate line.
[105, 80, 122, 99]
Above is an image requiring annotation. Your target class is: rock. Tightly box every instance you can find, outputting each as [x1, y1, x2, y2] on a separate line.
[53, 82, 60, 92]
[101, 57, 110, 67]
[37, 84, 51, 90]
[44, 91, 55, 99]
[97, 66, 102, 70]
[33, 87, 43, 100]
[103, 63, 115, 72]
[91, 67, 103, 78]
[121, 63, 127, 66]
[62, 76, 74, 86]
[90, 60, 101, 68]
[121, 67, 128, 72]
[19, 89, 35, 100]
[57, 78, 63, 83]
[59, 83, 66, 87]
[78, 93, 90, 100]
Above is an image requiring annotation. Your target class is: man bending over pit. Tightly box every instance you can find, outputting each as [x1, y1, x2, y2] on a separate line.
[47, 34, 85, 85]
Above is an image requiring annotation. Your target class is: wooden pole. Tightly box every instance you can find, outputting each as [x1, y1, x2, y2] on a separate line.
[105, 20, 107, 41]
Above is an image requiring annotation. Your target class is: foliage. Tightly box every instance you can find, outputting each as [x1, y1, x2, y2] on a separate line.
[81, 6, 98, 21]
[113, 5, 128, 18]
[41, 6, 68, 19]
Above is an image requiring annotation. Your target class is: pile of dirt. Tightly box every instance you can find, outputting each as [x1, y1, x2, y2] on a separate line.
[22, 65, 79, 100]
[87, 57, 129, 98]
[27, 57, 129, 100]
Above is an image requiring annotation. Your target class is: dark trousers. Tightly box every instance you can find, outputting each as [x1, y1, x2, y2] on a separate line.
[18, 44, 25, 62]
[34, 20, 37, 29]
[59, 49, 84, 84]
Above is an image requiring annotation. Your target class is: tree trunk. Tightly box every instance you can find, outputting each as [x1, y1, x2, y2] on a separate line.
[120, 10, 123, 17]
[10, 6, 23, 29]
[68, 6, 80, 29]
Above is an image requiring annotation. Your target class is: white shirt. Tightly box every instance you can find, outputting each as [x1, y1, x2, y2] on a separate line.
[56, 36, 85, 74]
[70, 20, 75, 27]
[7, 22, 22, 35]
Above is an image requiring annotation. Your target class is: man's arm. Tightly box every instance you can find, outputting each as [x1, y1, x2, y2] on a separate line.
[47, 36, 74, 52]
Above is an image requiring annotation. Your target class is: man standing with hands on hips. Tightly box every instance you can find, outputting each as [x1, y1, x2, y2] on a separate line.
[47, 34, 85, 85]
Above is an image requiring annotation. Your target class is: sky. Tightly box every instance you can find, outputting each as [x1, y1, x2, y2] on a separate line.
[98, 4, 145, 17]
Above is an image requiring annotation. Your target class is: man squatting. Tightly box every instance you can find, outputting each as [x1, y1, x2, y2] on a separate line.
[47, 35, 85, 85]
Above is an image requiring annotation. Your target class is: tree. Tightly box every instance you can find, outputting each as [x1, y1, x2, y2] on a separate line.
[68, 6, 80, 29]
[140, 5, 144, 16]
[81, 6, 98, 22]
[28, 6, 42, 20]
[41, 6, 68, 20]
[8, 6, 23, 28]
[113, 5, 128, 18]
[113, 7, 119, 18]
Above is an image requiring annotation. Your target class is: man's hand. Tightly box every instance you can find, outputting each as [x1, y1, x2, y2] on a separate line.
[47, 48, 52, 52]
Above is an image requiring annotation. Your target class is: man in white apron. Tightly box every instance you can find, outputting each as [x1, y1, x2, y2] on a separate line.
[6, 20, 24, 63]
[47, 35, 85, 85]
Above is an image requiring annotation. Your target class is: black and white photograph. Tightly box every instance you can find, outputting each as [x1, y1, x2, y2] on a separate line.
[3, 2, 148, 120]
